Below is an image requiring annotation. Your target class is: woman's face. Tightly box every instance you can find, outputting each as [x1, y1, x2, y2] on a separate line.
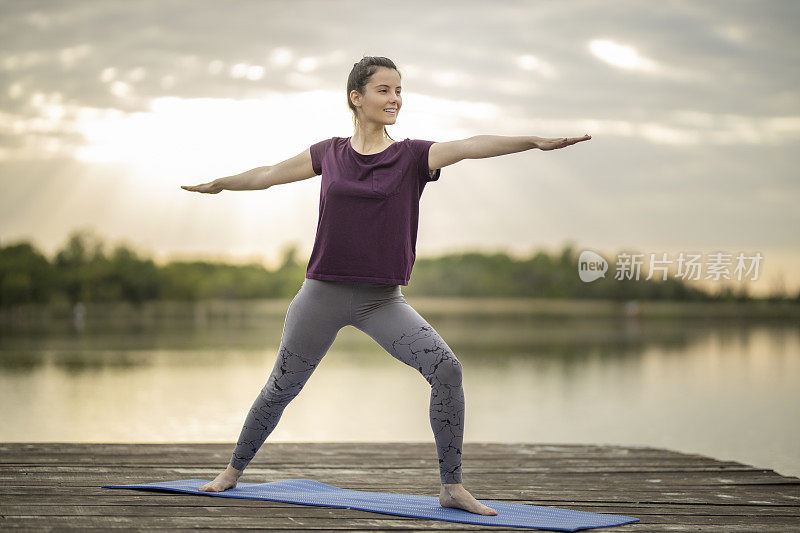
[353, 67, 402, 126]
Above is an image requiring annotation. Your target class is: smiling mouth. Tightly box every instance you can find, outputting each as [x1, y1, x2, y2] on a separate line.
[383, 109, 397, 114]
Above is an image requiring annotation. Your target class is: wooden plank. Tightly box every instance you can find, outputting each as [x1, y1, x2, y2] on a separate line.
[0, 515, 506, 530]
[0, 442, 678, 457]
[2, 513, 800, 531]
[3, 501, 800, 517]
[3, 486, 799, 505]
[2, 467, 795, 482]
[3, 453, 736, 463]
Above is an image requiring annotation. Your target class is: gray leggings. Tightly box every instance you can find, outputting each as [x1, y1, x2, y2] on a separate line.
[229, 277, 464, 484]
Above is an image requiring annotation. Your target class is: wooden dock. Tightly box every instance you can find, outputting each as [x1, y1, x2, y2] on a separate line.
[2, 442, 798, 531]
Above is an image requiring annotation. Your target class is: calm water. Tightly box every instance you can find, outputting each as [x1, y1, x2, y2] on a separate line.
[1, 299, 798, 479]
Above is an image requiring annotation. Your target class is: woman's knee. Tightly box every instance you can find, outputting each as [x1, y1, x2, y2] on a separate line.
[401, 326, 463, 386]
[262, 373, 297, 399]
[431, 352, 463, 387]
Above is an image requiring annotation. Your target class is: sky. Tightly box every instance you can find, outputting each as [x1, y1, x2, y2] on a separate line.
[0, 0, 798, 296]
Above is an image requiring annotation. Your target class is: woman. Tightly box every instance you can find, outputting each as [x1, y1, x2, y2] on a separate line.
[181, 55, 590, 516]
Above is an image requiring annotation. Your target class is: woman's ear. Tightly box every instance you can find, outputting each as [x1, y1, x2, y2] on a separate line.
[349, 90, 361, 109]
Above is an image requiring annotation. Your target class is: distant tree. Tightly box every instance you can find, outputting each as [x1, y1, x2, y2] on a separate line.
[107, 245, 161, 305]
[0, 242, 53, 306]
[53, 229, 105, 304]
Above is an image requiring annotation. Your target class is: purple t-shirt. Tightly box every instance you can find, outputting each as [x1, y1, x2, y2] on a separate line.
[306, 136, 441, 286]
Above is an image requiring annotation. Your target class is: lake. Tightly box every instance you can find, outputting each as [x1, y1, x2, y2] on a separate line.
[1, 297, 798, 479]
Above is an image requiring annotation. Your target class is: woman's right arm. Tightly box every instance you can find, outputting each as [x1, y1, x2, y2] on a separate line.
[181, 147, 317, 193]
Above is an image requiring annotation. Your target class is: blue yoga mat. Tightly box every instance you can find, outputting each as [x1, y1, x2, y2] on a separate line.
[102, 478, 639, 531]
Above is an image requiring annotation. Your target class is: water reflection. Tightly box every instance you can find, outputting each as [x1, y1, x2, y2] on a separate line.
[1, 303, 798, 481]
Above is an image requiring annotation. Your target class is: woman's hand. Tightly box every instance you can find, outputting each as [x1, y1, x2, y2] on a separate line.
[537, 134, 591, 151]
[181, 179, 224, 194]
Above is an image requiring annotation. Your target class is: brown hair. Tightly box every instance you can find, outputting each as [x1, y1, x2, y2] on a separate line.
[346, 55, 399, 141]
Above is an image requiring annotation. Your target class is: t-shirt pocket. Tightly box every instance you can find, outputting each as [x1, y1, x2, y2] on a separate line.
[371, 164, 406, 198]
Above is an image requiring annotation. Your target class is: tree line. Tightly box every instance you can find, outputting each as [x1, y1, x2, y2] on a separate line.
[0, 229, 795, 308]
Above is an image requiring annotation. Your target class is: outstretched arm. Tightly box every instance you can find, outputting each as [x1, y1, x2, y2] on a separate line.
[181, 148, 316, 194]
[428, 134, 591, 172]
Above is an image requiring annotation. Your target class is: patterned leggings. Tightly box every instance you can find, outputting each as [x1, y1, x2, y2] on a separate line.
[228, 277, 464, 484]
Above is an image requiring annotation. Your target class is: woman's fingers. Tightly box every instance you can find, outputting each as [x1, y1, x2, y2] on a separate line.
[566, 134, 591, 145]
[540, 134, 592, 150]
[180, 182, 221, 194]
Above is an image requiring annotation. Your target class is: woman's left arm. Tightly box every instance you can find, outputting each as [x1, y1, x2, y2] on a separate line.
[429, 134, 591, 171]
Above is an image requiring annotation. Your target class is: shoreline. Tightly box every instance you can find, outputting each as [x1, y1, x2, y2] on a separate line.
[2, 297, 799, 329]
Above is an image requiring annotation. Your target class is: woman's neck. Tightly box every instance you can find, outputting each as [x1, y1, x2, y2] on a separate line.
[351, 127, 392, 154]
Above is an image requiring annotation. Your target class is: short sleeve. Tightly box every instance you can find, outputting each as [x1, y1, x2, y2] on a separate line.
[309, 137, 335, 176]
[410, 139, 441, 183]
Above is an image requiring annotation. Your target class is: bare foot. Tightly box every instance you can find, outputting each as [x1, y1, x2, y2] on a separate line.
[439, 483, 498, 515]
[198, 465, 243, 492]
